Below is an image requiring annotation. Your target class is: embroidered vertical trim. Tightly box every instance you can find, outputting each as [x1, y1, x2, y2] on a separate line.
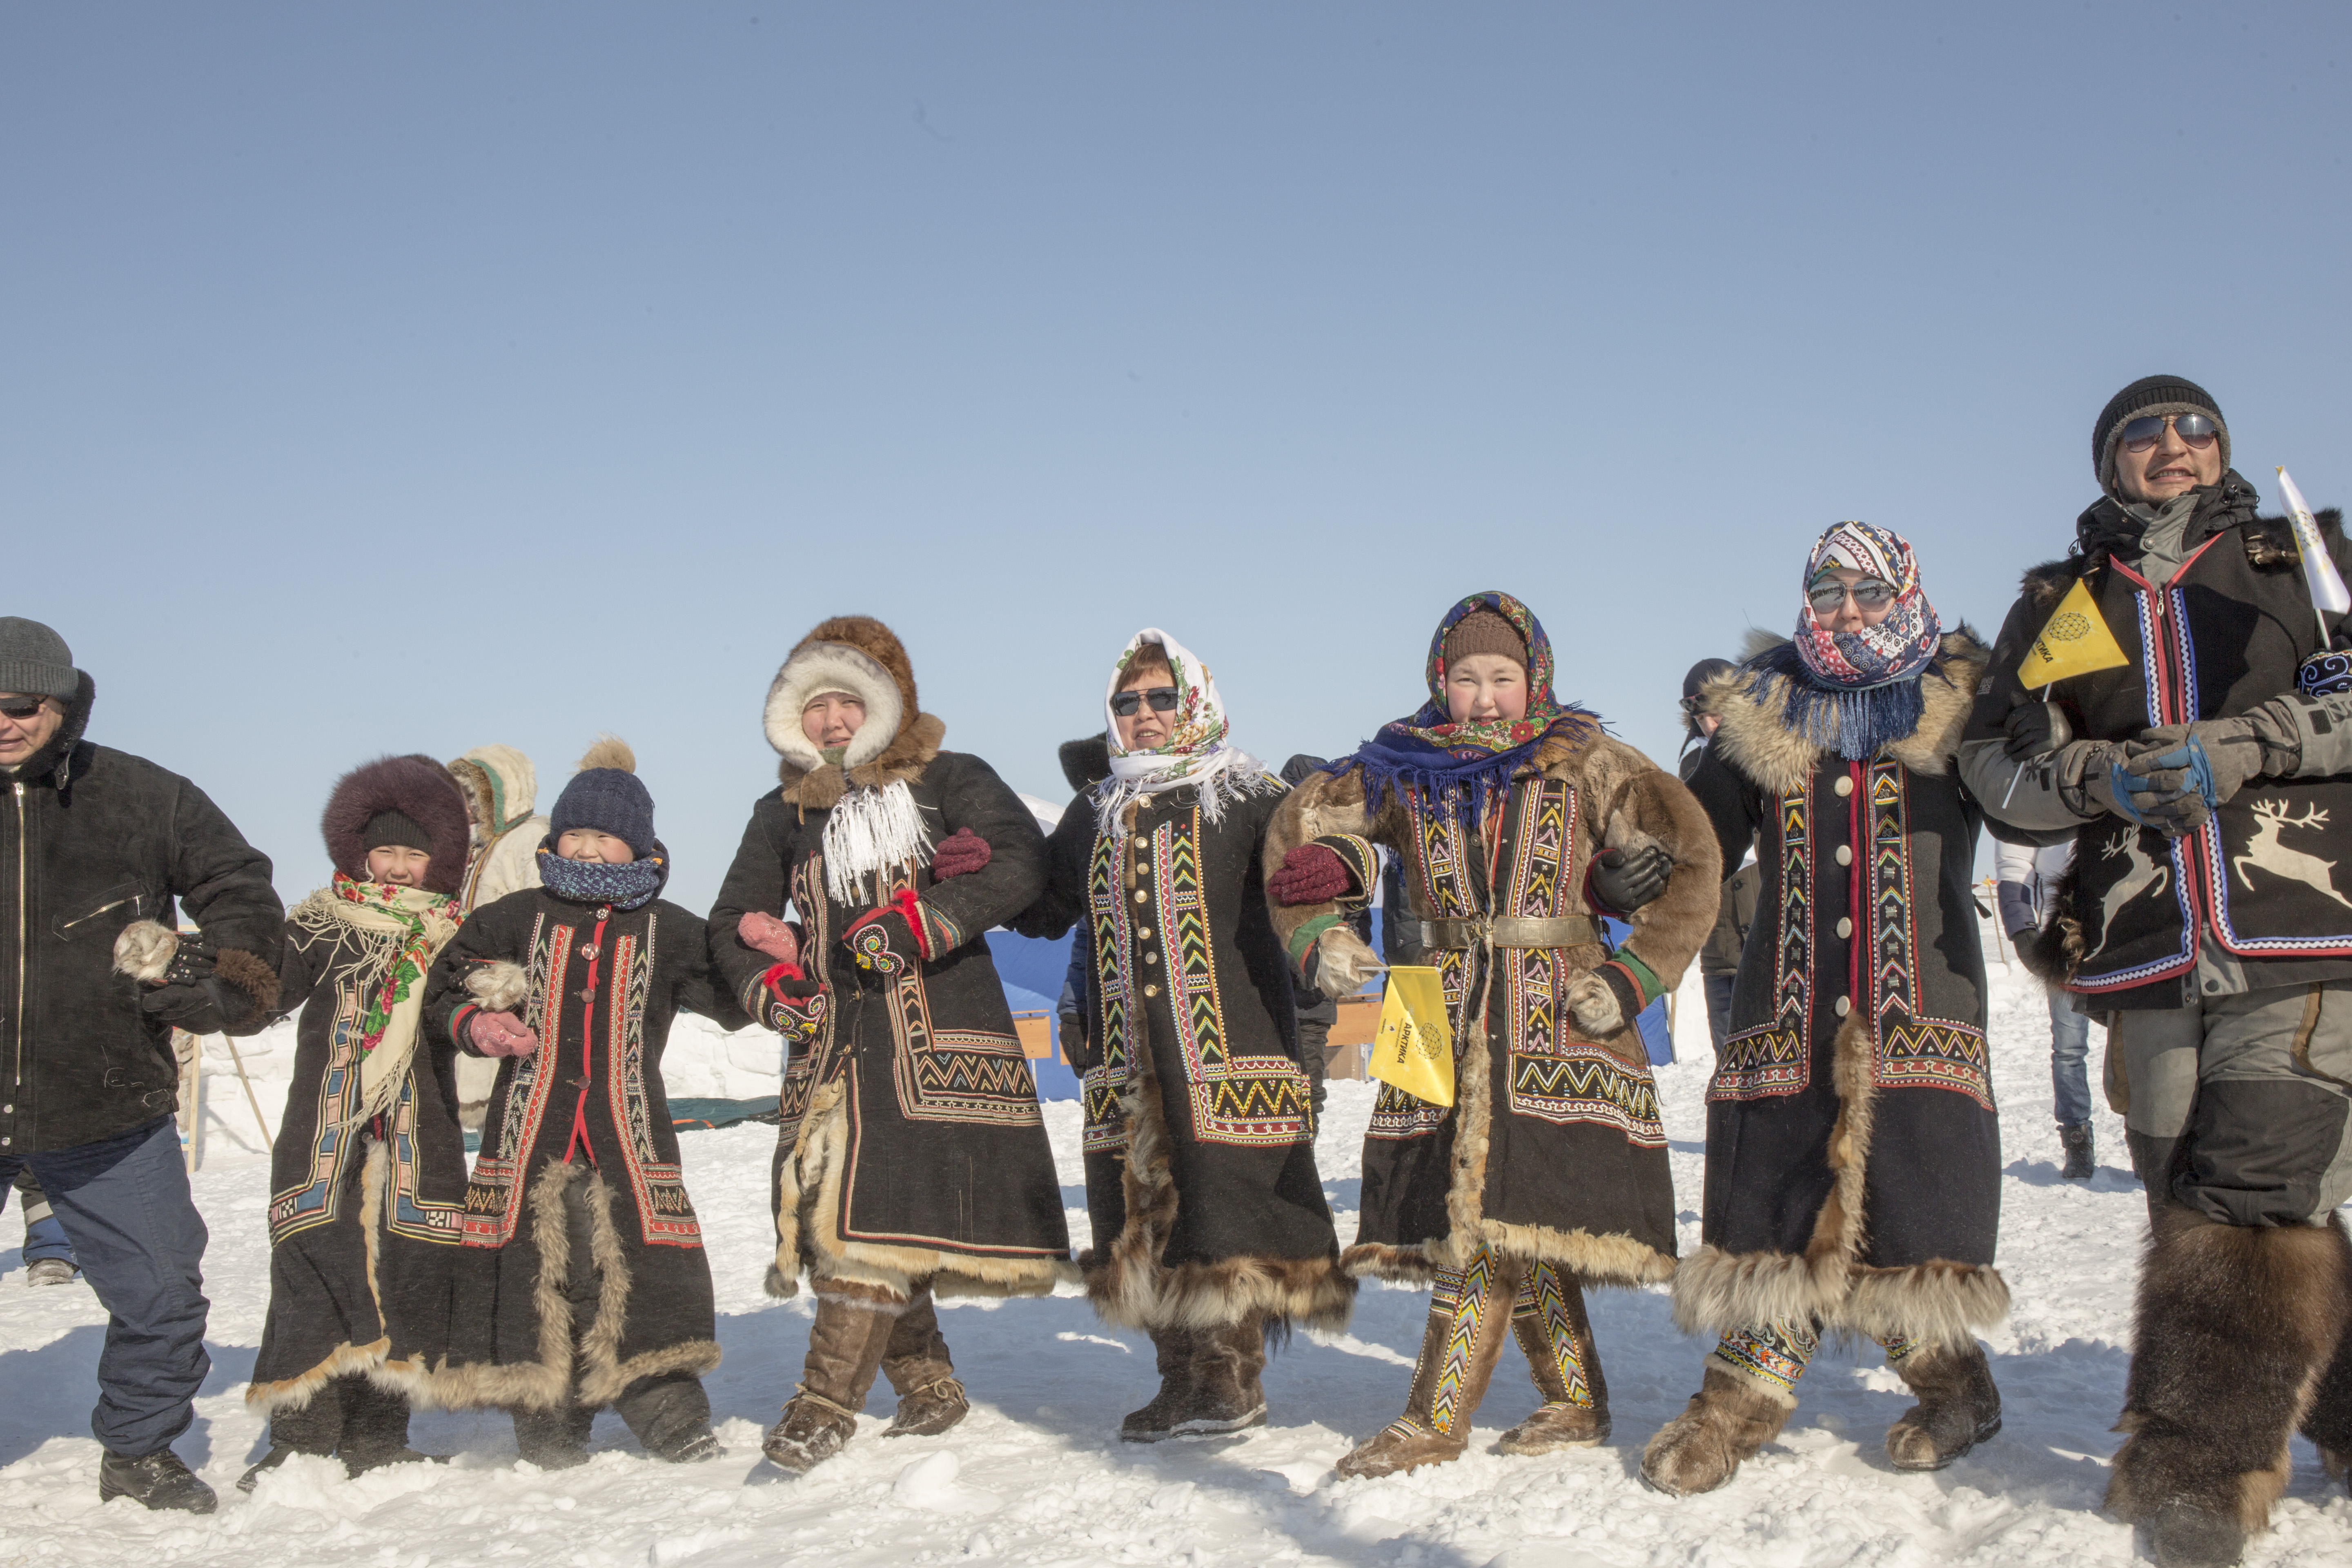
[1711, 784, 1813, 1101]
[463, 913, 565, 1247]
[1515, 1261, 1595, 1409]
[1865, 762, 1993, 1108]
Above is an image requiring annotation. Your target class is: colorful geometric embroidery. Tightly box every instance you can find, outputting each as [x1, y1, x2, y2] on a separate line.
[1514, 1262, 1595, 1408]
[601, 920, 703, 1248]
[463, 913, 566, 1247]
[1423, 1247, 1503, 1436]
[268, 984, 363, 1247]
[1508, 1045, 1666, 1145]
[1370, 793, 1479, 1142]
[382, 1073, 464, 1244]
[1711, 1318, 1819, 1397]
[1082, 825, 1135, 1154]
[1712, 785, 1814, 1102]
[1864, 762, 1994, 1109]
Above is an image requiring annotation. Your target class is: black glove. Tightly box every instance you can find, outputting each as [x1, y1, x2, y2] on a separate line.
[138, 937, 228, 1028]
[1588, 845, 1672, 915]
[2003, 696, 2073, 763]
[1058, 1012, 1098, 1072]
[2008, 926, 2047, 969]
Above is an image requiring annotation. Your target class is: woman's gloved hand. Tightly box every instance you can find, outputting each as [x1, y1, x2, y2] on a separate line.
[468, 1010, 539, 1058]
[1270, 844, 1356, 906]
[737, 911, 802, 966]
[1588, 845, 1671, 915]
[931, 827, 992, 880]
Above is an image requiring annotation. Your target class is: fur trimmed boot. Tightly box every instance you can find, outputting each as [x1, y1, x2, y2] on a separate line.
[1497, 1263, 1610, 1454]
[1884, 1339, 2002, 1470]
[763, 1294, 901, 1474]
[1121, 1327, 1200, 1443]
[2060, 1121, 2096, 1180]
[1638, 1364, 1795, 1497]
[1178, 1314, 1268, 1439]
[880, 1295, 967, 1438]
[2107, 1211, 2352, 1566]
[1337, 1259, 1514, 1479]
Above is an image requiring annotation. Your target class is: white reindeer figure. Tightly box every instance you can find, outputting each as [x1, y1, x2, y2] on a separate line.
[2232, 799, 2352, 911]
[2100, 829, 2172, 912]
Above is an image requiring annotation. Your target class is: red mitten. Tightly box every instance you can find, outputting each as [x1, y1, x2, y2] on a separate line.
[931, 827, 992, 880]
[469, 1010, 539, 1058]
[762, 962, 820, 1001]
[737, 911, 802, 966]
[1269, 843, 1356, 906]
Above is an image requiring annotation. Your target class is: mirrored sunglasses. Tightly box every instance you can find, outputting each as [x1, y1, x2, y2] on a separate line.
[2118, 411, 2219, 453]
[0, 696, 48, 721]
[1110, 686, 1180, 717]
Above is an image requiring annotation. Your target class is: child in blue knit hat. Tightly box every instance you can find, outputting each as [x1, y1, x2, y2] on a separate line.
[422, 738, 747, 1467]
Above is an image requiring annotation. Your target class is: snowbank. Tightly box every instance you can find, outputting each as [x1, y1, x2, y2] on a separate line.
[4, 915, 2349, 1565]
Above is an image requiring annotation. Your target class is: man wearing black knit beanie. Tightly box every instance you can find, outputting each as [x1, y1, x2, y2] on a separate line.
[1960, 378, 2352, 1566]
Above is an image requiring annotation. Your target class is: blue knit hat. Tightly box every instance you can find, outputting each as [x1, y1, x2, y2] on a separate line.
[550, 737, 654, 858]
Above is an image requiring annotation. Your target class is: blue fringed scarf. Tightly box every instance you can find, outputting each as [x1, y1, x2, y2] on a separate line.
[1759, 520, 1945, 761]
[537, 847, 666, 911]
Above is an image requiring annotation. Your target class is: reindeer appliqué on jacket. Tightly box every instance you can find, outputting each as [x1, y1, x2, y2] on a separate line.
[2099, 829, 2172, 920]
[2232, 800, 2352, 911]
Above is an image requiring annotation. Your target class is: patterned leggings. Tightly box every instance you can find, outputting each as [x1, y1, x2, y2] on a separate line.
[1711, 1319, 1921, 1399]
[1419, 1246, 1597, 1436]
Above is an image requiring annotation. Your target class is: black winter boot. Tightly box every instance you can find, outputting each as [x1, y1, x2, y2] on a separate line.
[2060, 1121, 2096, 1180]
[100, 1448, 217, 1513]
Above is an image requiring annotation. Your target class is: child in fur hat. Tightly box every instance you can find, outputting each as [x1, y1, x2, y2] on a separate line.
[233, 754, 476, 1490]
[422, 739, 744, 1468]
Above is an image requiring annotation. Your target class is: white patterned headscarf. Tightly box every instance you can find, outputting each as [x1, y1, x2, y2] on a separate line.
[1090, 628, 1282, 836]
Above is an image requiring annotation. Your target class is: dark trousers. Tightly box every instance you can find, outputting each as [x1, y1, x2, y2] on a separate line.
[0, 1116, 210, 1454]
[1702, 973, 1736, 1056]
[270, 1373, 410, 1461]
[512, 1167, 710, 1462]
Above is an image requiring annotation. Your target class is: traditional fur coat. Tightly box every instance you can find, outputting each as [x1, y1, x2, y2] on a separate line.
[708, 616, 1073, 1306]
[421, 864, 742, 1410]
[1020, 779, 1352, 1332]
[1267, 724, 1719, 1290]
[1676, 629, 2008, 1348]
[240, 755, 474, 1415]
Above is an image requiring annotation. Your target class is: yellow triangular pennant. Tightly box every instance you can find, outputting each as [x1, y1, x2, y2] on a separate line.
[2016, 577, 2129, 688]
[1369, 966, 1455, 1107]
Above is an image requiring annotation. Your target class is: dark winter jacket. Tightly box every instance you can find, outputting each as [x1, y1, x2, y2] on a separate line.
[241, 887, 470, 1413]
[1268, 726, 1720, 1290]
[1967, 477, 2352, 1003]
[1, 674, 283, 1154]
[1676, 631, 2007, 1348]
[710, 615, 1072, 1304]
[1683, 742, 1761, 976]
[421, 871, 744, 1409]
[1018, 781, 1350, 1331]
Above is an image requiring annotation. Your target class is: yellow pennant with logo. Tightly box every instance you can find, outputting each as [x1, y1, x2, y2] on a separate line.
[2016, 577, 2129, 688]
[1370, 966, 1455, 1107]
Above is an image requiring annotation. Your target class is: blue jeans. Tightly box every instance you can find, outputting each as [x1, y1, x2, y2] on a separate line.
[2050, 989, 2093, 1127]
[23, 1212, 76, 1265]
[0, 1117, 212, 1454]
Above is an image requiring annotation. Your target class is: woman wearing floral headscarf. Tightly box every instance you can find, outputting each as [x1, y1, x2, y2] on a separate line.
[1017, 629, 1351, 1442]
[1267, 592, 1721, 1477]
[1640, 523, 2005, 1497]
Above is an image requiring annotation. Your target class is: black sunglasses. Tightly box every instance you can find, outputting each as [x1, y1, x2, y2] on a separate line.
[0, 696, 48, 721]
[1111, 686, 1180, 717]
[1806, 577, 1895, 615]
[2118, 412, 2219, 453]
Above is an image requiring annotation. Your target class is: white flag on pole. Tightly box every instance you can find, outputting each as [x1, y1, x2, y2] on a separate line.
[2278, 467, 2350, 616]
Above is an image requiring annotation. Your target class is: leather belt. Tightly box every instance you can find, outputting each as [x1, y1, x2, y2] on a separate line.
[1392, 913, 1600, 951]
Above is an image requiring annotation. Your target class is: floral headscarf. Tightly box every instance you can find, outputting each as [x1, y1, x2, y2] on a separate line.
[1748, 522, 1947, 760]
[1089, 628, 1280, 835]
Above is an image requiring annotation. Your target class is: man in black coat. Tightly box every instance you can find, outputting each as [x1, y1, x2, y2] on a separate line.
[0, 618, 283, 1513]
[1963, 380, 2352, 1566]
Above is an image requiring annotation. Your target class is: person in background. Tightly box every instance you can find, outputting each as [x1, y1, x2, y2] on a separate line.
[14, 1169, 80, 1285]
[1678, 659, 1758, 1056]
[444, 745, 550, 1129]
[1994, 841, 2095, 1179]
[1055, 734, 1113, 1073]
[1278, 753, 1379, 1115]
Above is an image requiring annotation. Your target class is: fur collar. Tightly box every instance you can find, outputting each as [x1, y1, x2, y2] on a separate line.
[1702, 628, 1988, 797]
[762, 615, 948, 808]
[2021, 506, 2345, 612]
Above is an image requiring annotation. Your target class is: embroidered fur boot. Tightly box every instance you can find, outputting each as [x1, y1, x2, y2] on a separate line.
[1122, 1328, 1200, 1442]
[1884, 1339, 2002, 1470]
[1337, 1258, 1514, 1479]
[2107, 1211, 2352, 1567]
[1178, 1314, 1268, 1439]
[763, 1294, 901, 1474]
[1638, 1364, 1795, 1497]
[1497, 1263, 1610, 1454]
[880, 1294, 967, 1438]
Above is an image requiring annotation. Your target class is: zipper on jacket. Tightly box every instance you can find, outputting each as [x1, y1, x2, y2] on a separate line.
[56, 895, 137, 934]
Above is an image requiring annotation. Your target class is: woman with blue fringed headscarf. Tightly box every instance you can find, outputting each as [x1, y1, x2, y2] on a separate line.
[1267, 591, 1722, 1479]
[1640, 523, 2007, 1498]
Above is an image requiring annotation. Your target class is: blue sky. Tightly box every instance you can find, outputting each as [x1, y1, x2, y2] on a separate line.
[7, 4, 2349, 909]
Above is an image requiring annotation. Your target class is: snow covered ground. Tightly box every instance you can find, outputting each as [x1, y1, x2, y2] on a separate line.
[6, 920, 2351, 1566]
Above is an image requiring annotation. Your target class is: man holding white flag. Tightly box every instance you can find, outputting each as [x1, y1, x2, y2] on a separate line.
[1963, 375, 2352, 1567]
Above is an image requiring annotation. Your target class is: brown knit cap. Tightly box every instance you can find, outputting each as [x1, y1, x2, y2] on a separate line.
[1442, 609, 1527, 670]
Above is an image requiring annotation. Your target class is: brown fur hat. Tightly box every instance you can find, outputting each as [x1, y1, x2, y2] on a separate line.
[321, 754, 472, 895]
[761, 616, 947, 805]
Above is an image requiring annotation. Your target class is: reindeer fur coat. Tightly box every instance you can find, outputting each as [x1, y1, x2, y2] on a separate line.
[1677, 629, 2007, 1350]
